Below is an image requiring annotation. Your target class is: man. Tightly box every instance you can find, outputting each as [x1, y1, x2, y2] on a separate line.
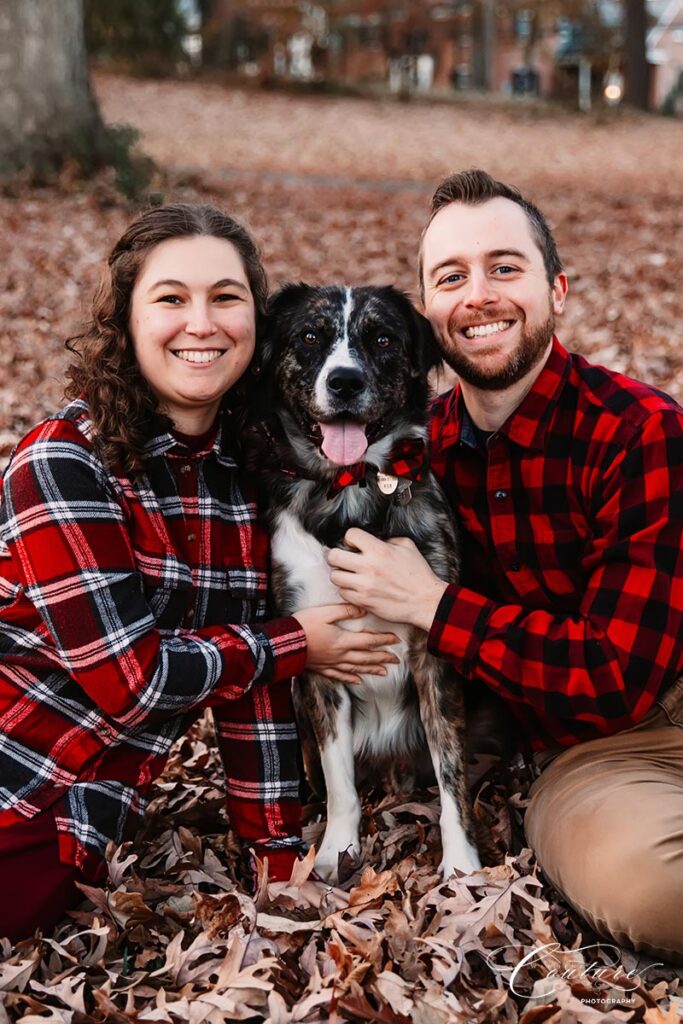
[327, 169, 683, 961]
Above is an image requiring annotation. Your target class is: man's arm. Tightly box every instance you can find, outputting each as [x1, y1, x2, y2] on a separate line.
[328, 532, 448, 630]
[328, 410, 683, 736]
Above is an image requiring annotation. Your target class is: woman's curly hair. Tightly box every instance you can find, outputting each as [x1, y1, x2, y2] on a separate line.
[65, 203, 268, 476]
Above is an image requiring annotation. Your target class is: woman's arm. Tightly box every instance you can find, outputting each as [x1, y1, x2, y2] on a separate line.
[2, 419, 307, 730]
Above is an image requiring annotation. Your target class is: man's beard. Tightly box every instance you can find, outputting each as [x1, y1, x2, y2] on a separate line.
[441, 313, 555, 392]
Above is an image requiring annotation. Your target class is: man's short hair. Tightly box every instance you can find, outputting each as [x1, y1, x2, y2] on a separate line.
[419, 168, 563, 293]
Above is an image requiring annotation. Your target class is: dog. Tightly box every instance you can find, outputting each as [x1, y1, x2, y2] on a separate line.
[249, 283, 482, 882]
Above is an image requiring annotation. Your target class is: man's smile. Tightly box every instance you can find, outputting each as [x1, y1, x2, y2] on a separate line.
[462, 319, 515, 339]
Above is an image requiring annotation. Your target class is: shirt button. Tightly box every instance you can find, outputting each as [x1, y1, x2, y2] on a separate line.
[510, 561, 521, 572]
[494, 490, 508, 501]
[187, 532, 196, 542]
[181, 464, 192, 474]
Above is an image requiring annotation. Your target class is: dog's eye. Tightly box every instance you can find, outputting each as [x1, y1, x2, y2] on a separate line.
[302, 330, 318, 346]
[376, 334, 392, 348]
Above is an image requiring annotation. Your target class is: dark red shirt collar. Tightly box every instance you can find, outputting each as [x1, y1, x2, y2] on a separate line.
[144, 407, 238, 467]
[171, 416, 220, 454]
[437, 337, 571, 452]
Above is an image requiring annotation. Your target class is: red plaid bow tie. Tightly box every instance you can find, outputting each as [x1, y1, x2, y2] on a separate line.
[327, 437, 427, 497]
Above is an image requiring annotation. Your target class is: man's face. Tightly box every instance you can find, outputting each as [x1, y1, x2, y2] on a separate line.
[421, 197, 567, 391]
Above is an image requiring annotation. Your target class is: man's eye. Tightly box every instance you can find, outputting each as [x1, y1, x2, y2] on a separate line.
[439, 273, 464, 285]
[302, 330, 318, 345]
[494, 265, 517, 275]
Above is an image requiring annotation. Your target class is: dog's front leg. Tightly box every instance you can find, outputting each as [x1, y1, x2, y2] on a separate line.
[410, 641, 481, 878]
[302, 677, 361, 882]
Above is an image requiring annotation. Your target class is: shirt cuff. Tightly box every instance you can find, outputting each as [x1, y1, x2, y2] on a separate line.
[253, 616, 308, 685]
[427, 583, 495, 675]
[243, 837, 309, 884]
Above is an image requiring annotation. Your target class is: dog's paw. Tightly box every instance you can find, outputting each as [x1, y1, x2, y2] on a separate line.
[440, 840, 482, 880]
[314, 833, 361, 883]
[313, 854, 339, 883]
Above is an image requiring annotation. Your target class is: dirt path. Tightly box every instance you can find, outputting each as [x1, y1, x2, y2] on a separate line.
[96, 73, 683, 199]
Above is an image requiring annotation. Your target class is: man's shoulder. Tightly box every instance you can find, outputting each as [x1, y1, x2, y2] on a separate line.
[429, 387, 458, 426]
[567, 349, 682, 434]
[427, 387, 460, 456]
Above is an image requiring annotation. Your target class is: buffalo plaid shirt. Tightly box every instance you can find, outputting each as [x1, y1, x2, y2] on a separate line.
[427, 338, 683, 751]
[0, 399, 307, 876]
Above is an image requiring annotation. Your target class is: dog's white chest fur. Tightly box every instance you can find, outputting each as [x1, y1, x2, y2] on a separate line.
[271, 510, 422, 759]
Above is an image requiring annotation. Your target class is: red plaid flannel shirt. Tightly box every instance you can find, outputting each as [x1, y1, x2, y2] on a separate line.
[0, 399, 307, 876]
[427, 338, 683, 751]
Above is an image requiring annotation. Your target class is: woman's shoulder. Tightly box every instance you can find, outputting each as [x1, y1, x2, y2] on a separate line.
[3, 399, 111, 495]
[12, 398, 96, 456]
[1, 399, 130, 520]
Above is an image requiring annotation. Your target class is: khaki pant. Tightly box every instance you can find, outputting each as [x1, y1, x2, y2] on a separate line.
[525, 676, 683, 963]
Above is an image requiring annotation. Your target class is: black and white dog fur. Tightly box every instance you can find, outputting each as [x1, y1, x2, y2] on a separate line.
[250, 284, 481, 881]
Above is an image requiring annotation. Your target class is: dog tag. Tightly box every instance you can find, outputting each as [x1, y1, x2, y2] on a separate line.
[377, 472, 399, 495]
[396, 483, 413, 506]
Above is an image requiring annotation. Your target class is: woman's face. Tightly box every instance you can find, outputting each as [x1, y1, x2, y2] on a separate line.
[129, 235, 256, 434]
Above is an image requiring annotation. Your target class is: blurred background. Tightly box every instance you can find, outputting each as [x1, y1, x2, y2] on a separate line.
[0, 0, 681, 465]
[87, 0, 683, 111]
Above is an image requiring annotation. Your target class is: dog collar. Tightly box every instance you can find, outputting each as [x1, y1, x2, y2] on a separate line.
[326, 437, 427, 499]
[266, 415, 427, 503]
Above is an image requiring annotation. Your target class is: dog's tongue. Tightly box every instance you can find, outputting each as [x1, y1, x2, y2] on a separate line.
[319, 420, 368, 465]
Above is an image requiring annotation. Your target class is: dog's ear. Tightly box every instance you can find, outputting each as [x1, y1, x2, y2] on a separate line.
[252, 282, 313, 381]
[409, 305, 443, 378]
[377, 287, 443, 379]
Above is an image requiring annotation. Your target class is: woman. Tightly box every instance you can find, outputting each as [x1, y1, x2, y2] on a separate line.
[0, 204, 396, 942]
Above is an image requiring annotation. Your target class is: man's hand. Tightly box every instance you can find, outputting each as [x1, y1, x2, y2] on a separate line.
[294, 603, 399, 685]
[327, 528, 448, 632]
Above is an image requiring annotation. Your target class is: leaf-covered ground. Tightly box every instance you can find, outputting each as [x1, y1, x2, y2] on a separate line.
[1, 716, 680, 1023]
[1, 75, 682, 1021]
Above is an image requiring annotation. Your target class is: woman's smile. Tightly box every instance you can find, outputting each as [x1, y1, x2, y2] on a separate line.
[170, 347, 227, 364]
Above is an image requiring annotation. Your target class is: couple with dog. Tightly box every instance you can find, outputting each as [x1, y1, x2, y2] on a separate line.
[1, 171, 682, 961]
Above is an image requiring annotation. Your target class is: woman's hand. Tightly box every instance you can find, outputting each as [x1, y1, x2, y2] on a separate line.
[294, 604, 399, 685]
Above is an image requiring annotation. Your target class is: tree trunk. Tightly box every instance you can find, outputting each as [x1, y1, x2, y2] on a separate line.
[471, 0, 496, 91]
[0, 0, 104, 178]
[200, 0, 238, 70]
[482, 0, 496, 90]
[624, 0, 649, 110]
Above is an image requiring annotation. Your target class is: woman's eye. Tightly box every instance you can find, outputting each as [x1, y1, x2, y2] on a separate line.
[158, 294, 182, 304]
[376, 334, 392, 348]
[215, 293, 241, 302]
[302, 330, 318, 345]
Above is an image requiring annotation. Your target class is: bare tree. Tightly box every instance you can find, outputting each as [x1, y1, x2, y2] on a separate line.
[0, 0, 105, 178]
[480, 0, 497, 90]
[200, 0, 248, 70]
[624, 0, 649, 109]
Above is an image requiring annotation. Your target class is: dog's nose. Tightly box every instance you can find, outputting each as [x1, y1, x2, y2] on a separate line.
[327, 367, 364, 399]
